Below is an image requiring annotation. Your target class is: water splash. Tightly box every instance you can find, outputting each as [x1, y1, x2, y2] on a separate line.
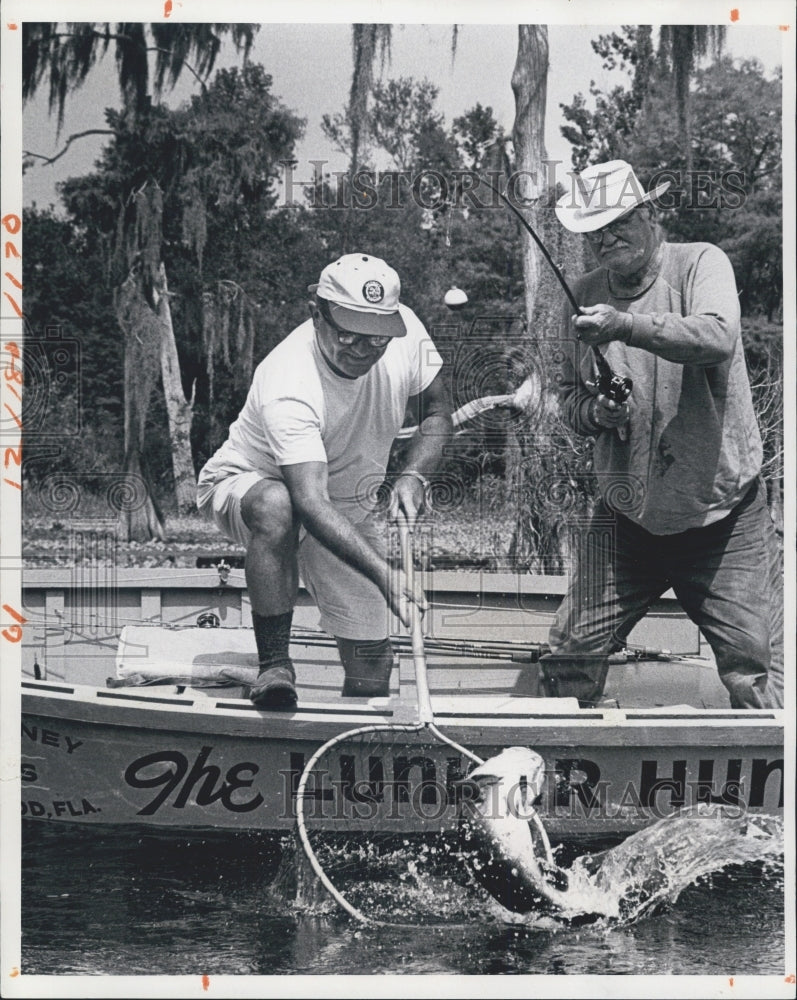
[522, 806, 784, 927]
[283, 807, 783, 929]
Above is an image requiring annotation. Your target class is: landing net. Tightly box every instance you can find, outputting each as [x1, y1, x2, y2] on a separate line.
[295, 519, 553, 927]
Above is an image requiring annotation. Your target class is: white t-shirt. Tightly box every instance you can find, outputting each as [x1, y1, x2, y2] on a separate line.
[203, 303, 443, 522]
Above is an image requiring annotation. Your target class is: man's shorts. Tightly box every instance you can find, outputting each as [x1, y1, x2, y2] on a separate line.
[197, 465, 395, 641]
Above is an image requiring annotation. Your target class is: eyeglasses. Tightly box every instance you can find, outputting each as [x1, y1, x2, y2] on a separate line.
[584, 209, 641, 245]
[319, 305, 391, 349]
[335, 330, 391, 349]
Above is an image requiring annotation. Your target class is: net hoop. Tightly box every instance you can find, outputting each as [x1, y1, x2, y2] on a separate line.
[295, 719, 554, 924]
[295, 721, 427, 925]
[294, 517, 554, 925]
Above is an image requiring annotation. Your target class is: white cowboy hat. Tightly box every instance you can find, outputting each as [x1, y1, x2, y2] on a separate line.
[555, 160, 671, 234]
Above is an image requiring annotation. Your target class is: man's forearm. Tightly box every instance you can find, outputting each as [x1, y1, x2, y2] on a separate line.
[623, 246, 741, 366]
[401, 413, 453, 473]
[295, 497, 390, 592]
[554, 338, 601, 437]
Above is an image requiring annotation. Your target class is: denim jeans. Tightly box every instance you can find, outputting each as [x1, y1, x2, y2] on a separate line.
[543, 477, 784, 708]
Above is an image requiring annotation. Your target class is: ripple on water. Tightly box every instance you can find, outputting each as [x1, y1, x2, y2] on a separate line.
[20, 815, 785, 977]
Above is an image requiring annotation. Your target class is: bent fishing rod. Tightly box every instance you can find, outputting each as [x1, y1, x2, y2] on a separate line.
[479, 177, 632, 404]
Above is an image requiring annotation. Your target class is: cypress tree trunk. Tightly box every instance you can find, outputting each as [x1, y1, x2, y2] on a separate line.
[511, 25, 548, 325]
[156, 262, 196, 514]
[505, 26, 595, 573]
[507, 25, 553, 570]
[115, 182, 195, 537]
[118, 267, 165, 542]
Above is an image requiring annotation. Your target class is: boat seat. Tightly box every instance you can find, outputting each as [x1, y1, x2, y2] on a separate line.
[113, 624, 361, 700]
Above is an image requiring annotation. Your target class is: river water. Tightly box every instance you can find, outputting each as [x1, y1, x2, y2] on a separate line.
[19, 819, 787, 983]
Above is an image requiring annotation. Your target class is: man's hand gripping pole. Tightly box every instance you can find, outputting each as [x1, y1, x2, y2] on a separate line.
[479, 178, 633, 405]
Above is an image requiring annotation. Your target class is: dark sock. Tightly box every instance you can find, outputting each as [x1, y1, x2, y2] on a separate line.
[252, 611, 294, 675]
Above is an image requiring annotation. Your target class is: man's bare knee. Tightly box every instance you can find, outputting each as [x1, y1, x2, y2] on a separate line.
[241, 480, 297, 545]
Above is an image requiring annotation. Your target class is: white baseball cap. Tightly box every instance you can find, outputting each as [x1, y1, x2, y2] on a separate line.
[555, 160, 671, 233]
[308, 253, 407, 338]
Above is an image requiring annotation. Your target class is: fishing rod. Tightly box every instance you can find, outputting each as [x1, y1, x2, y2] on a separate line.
[479, 177, 632, 405]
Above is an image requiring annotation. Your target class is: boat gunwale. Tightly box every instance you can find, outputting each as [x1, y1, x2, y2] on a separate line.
[22, 681, 784, 749]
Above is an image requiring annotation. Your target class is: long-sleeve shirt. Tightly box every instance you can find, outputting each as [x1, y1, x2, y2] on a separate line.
[556, 241, 763, 534]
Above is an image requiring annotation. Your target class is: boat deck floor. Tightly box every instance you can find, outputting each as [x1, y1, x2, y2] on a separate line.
[111, 622, 733, 712]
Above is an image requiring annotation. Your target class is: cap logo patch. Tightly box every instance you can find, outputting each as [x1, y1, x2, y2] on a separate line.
[362, 280, 385, 304]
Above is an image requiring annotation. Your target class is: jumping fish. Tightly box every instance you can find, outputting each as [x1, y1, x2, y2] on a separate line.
[458, 746, 782, 925]
[457, 746, 599, 924]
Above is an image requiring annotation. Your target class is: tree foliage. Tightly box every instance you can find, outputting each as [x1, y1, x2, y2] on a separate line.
[23, 21, 262, 537]
[322, 76, 458, 175]
[560, 32, 782, 317]
[452, 103, 507, 170]
[35, 61, 304, 505]
[24, 30, 782, 563]
[22, 207, 123, 484]
[657, 24, 724, 170]
[559, 26, 654, 171]
[23, 22, 258, 129]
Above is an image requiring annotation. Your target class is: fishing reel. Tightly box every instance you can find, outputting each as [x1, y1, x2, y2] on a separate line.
[589, 344, 633, 404]
[596, 368, 633, 404]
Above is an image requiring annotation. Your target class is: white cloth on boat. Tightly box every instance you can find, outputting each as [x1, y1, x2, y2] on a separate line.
[116, 625, 260, 686]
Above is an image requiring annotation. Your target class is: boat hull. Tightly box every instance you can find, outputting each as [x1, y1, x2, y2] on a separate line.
[18, 576, 784, 839]
[22, 679, 783, 839]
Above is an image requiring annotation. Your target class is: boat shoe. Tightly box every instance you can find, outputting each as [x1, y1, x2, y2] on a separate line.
[249, 663, 297, 710]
